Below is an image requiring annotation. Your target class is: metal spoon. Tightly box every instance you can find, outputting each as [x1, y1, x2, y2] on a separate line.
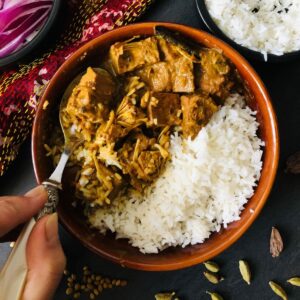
[37, 71, 84, 218]
[0, 68, 108, 300]
[0, 71, 83, 299]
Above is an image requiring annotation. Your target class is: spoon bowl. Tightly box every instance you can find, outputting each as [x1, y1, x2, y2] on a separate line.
[59, 73, 82, 146]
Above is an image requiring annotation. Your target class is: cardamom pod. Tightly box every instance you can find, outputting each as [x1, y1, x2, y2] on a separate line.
[155, 292, 176, 300]
[287, 277, 300, 287]
[239, 260, 251, 285]
[204, 261, 220, 273]
[286, 151, 300, 174]
[206, 291, 224, 300]
[270, 227, 284, 258]
[203, 271, 222, 284]
[269, 281, 288, 300]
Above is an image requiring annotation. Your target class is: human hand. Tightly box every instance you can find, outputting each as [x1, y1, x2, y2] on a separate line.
[0, 186, 66, 300]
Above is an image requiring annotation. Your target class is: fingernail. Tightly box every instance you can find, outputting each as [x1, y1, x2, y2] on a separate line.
[45, 213, 59, 246]
[25, 185, 47, 198]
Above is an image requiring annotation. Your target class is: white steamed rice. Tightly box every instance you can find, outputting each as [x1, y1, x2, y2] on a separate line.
[89, 93, 264, 253]
[205, 0, 300, 60]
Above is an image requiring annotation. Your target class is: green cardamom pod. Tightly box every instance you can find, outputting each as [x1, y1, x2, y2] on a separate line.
[204, 271, 221, 284]
[204, 261, 220, 273]
[269, 281, 288, 300]
[154, 292, 175, 300]
[287, 277, 300, 286]
[206, 291, 224, 300]
[239, 260, 251, 285]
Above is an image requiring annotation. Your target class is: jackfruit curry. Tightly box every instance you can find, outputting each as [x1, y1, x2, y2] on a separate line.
[56, 27, 242, 206]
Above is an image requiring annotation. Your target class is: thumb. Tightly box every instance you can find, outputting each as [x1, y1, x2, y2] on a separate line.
[22, 213, 66, 300]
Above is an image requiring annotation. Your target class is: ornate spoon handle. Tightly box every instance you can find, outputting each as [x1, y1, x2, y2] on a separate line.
[0, 149, 71, 300]
[37, 148, 71, 219]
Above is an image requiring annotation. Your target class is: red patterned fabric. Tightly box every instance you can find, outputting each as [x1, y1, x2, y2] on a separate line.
[0, 0, 154, 175]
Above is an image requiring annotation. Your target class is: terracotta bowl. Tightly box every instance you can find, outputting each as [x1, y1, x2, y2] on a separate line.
[32, 22, 279, 271]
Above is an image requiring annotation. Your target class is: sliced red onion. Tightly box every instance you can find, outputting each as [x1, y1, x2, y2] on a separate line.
[0, 1, 52, 31]
[0, 3, 52, 32]
[0, 0, 53, 58]
[0, 7, 50, 58]
[0, 8, 49, 48]
[3, 0, 50, 10]
[3, 0, 20, 10]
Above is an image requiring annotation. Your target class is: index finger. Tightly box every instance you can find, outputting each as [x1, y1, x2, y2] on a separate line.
[0, 186, 47, 237]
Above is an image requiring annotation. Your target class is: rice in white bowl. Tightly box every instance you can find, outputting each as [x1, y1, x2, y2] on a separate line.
[205, 0, 300, 60]
[89, 93, 264, 254]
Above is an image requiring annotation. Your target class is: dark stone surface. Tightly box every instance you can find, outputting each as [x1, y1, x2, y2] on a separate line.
[1, 0, 300, 299]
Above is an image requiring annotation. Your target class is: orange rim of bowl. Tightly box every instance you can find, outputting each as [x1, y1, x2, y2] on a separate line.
[32, 22, 279, 271]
